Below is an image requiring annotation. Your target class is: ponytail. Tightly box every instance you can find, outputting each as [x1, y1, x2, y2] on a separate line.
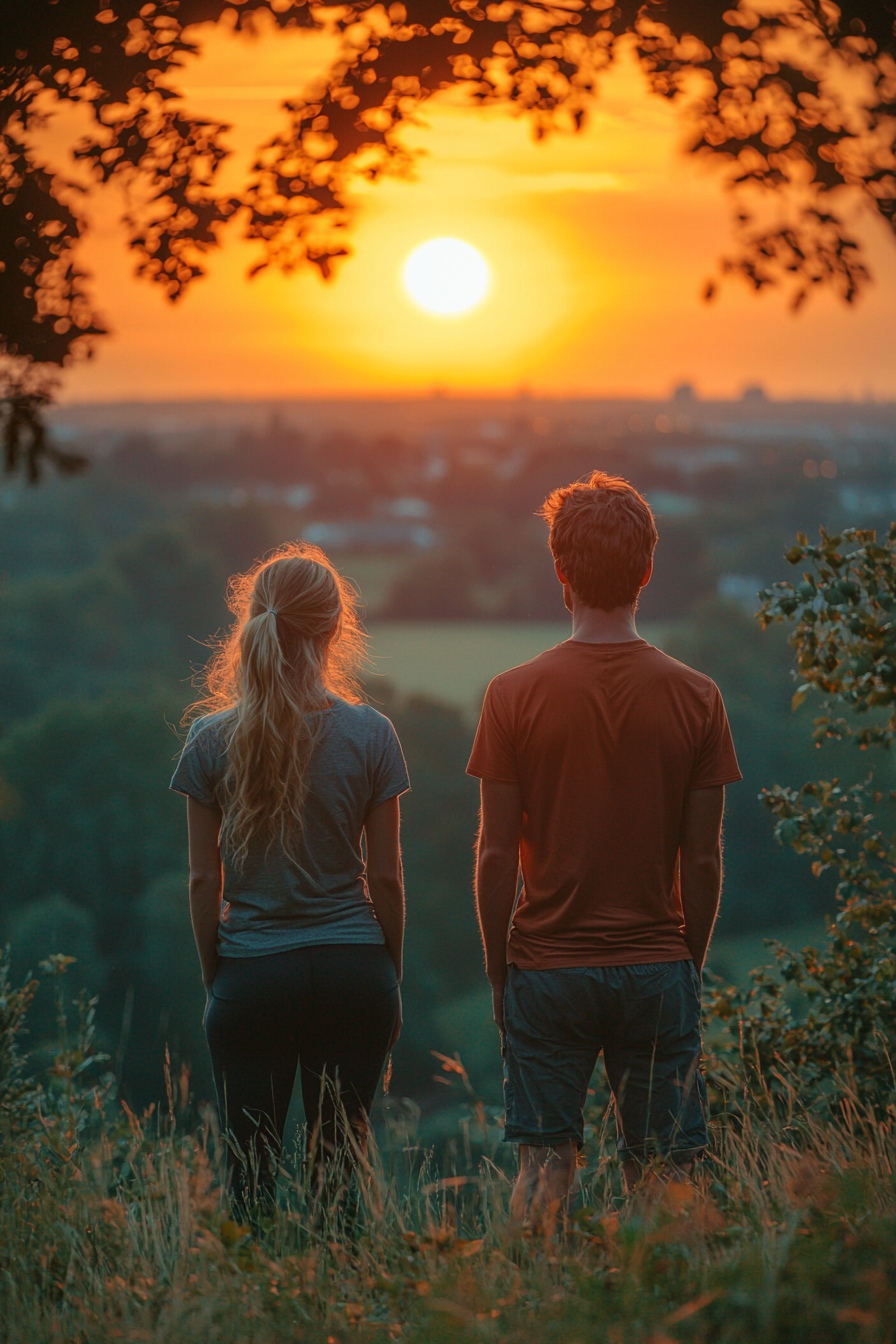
[186, 542, 366, 867]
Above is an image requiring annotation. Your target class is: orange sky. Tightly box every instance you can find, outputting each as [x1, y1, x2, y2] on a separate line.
[42, 12, 896, 403]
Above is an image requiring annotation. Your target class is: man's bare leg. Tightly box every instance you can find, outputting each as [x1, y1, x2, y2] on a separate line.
[623, 1158, 641, 1193]
[509, 1141, 578, 1232]
[623, 1155, 696, 1194]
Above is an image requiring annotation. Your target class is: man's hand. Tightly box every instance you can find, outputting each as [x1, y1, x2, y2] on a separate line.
[389, 987, 403, 1051]
[491, 981, 506, 1034]
[680, 785, 725, 970]
[475, 779, 523, 1022]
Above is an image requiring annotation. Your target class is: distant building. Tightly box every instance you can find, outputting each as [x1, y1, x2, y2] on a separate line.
[718, 574, 765, 611]
[646, 491, 700, 518]
[654, 446, 741, 477]
[839, 487, 896, 518]
[301, 520, 438, 551]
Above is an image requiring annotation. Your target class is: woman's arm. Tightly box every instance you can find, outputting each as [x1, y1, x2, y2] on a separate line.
[364, 795, 405, 982]
[187, 796, 224, 993]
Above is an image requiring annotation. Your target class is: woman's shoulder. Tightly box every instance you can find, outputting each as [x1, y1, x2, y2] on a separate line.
[184, 708, 234, 748]
[328, 698, 398, 739]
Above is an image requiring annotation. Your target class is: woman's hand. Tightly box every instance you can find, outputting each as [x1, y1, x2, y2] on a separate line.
[187, 797, 224, 993]
[364, 797, 405, 987]
[202, 987, 212, 1030]
[388, 987, 402, 1051]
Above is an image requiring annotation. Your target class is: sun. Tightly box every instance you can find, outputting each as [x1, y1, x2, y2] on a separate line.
[402, 238, 491, 316]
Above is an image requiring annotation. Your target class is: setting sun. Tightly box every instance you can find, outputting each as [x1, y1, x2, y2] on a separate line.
[402, 238, 491, 317]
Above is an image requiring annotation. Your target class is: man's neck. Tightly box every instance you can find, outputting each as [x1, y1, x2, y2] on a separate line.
[569, 599, 640, 645]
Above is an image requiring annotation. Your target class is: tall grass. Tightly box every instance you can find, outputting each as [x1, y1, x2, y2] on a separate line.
[2, 959, 895, 1344]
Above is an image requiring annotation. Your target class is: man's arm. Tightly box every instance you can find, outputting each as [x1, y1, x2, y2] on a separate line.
[187, 796, 224, 994]
[474, 779, 523, 1032]
[679, 785, 725, 971]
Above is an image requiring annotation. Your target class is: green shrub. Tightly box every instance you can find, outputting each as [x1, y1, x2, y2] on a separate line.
[706, 527, 896, 1111]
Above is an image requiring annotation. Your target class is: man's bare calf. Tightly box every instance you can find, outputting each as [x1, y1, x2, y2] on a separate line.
[509, 1141, 579, 1232]
[622, 1154, 698, 1194]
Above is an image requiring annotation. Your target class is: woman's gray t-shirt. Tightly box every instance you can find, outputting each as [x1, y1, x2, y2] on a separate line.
[169, 699, 410, 957]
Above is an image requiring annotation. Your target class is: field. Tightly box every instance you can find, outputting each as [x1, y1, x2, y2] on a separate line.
[2, 966, 894, 1344]
[365, 621, 571, 716]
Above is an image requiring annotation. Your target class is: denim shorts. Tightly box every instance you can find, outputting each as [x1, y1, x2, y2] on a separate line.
[502, 959, 708, 1161]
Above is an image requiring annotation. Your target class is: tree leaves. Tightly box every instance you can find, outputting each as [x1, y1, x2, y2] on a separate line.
[706, 523, 896, 1113]
[756, 526, 896, 748]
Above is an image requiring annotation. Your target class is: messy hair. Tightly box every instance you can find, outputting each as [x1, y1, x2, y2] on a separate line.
[539, 471, 658, 611]
[186, 542, 366, 868]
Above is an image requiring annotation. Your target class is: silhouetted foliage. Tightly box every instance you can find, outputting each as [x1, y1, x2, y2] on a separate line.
[3, 2, 895, 474]
[707, 526, 896, 1111]
[0, 371, 86, 482]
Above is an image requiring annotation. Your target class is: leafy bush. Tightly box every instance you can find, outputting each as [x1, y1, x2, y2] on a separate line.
[706, 527, 896, 1110]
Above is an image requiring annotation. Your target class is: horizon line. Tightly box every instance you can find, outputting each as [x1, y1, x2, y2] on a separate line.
[51, 390, 896, 411]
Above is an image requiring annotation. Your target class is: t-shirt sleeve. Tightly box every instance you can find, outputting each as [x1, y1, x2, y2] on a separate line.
[691, 686, 743, 790]
[466, 679, 518, 783]
[169, 720, 220, 808]
[369, 716, 411, 811]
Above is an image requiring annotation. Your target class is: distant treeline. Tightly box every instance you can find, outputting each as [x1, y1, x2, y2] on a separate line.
[62, 418, 866, 622]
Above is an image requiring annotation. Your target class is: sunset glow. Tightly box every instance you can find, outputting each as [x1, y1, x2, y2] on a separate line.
[403, 239, 491, 317]
[32, 11, 896, 403]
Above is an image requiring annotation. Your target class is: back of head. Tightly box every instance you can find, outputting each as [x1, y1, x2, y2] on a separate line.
[188, 542, 365, 866]
[539, 471, 658, 611]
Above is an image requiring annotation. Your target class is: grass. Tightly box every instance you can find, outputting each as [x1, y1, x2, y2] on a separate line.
[3, 977, 896, 1344]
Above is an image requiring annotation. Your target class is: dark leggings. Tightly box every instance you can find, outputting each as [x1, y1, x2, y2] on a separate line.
[205, 943, 399, 1208]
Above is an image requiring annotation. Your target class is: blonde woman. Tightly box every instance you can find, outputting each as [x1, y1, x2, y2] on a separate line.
[170, 544, 408, 1210]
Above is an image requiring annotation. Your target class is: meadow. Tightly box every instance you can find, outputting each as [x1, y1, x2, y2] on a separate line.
[365, 620, 573, 719]
[2, 956, 895, 1344]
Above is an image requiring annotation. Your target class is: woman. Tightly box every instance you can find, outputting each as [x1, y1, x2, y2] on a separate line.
[170, 543, 408, 1210]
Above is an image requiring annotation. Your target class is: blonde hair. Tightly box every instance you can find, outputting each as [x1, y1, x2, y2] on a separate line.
[187, 542, 366, 868]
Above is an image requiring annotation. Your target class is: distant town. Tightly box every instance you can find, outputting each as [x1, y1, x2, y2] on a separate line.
[4, 388, 890, 623]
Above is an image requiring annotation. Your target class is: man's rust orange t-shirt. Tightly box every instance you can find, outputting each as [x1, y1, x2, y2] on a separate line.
[466, 639, 742, 969]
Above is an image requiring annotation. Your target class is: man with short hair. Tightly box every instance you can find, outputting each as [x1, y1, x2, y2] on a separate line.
[468, 472, 741, 1218]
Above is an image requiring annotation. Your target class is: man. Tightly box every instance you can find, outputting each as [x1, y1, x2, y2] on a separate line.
[468, 472, 741, 1219]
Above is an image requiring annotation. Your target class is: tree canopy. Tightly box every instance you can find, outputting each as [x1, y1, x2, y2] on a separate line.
[2, 1, 895, 473]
